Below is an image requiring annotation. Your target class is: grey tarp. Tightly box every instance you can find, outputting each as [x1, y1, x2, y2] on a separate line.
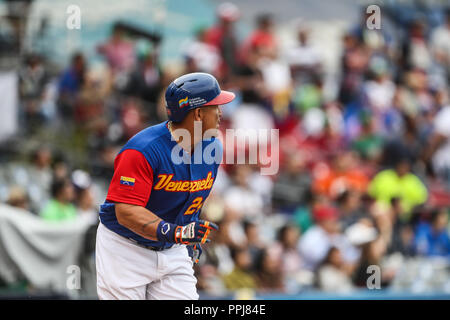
[0, 203, 92, 293]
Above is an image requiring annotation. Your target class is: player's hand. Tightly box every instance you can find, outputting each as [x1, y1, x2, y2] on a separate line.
[156, 219, 218, 245]
[187, 244, 202, 265]
[174, 220, 218, 245]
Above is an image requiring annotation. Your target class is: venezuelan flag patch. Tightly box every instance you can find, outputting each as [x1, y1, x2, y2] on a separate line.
[178, 96, 189, 108]
[120, 176, 135, 186]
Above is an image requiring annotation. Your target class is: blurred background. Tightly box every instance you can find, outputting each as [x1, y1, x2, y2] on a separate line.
[0, 0, 449, 299]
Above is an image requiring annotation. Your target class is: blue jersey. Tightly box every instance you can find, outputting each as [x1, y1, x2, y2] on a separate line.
[99, 121, 221, 248]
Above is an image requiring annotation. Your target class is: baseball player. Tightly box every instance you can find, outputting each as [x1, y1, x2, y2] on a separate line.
[95, 72, 235, 300]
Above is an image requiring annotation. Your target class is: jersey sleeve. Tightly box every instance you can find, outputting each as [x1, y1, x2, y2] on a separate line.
[106, 149, 154, 207]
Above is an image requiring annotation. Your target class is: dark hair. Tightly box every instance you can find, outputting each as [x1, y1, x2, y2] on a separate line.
[276, 224, 294, 243]
[71, 52, 84, 65]
[254, 248, 268, 273]
[112, 23, 124, 34]
[30, 146, 51, 163]
[243, 220, 256, 233]
[430, 208, 447, 224]
[51, 178, 71, 198]
[230, 246, 247, 262]
[336, 190, 350, 205]
[256, 14, 272, 28]
[390, 196, 401, 207]
[319, 246, 340, 267]
[361, 193, 375, 205]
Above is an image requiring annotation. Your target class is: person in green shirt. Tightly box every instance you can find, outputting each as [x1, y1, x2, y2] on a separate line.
[368, 158, 428, 220]
[352, 116, 384, 161]
[40, 178, 77, 222]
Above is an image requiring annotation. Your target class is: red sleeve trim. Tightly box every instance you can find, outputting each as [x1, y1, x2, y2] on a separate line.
[106, 149, 154, 207]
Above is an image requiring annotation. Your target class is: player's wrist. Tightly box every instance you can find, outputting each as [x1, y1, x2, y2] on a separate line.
[156, 220, 178, 243]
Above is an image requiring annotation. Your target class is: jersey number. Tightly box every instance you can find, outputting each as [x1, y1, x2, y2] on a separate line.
[184, 197, 204, 215]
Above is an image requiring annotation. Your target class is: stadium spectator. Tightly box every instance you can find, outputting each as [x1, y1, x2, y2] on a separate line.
[430, 8, 450, 76]
[196, 263, 227, 297]
[89, 142, 118, 181]
[351, 115, 384, 162]
[402, 19, 433, 71]
[7, 146, 54, 214]
[242, 220, 265, 271]
[74, 68, 110, 133]
[222, 246, 257, 291]
[6, 186, 30, 211]
[336, 190, 366, 230]
[338, 32, 370, 105]
[368, 157, 428, 219]
[425, 96, 450, 186]
[413, 208, 450, 257]
[272, 151, 312, 214]
[241, 13, 278, 63]
[18, 54, 49, 132]
[72, 170, 98, 225]
[28, 146, 53, 191]
[57, 52, 86, 120]
[254, 247, 285, 292]
[285, 24, 323, 85]
[223, 165, 265, 220]
[40, 178, 76, 222]
[124, 40, 163, 121]
[298, 204, 359, 271]
[183, 27, 221, 75]
[351, 6, 393, 54]
[97, 24, 136, 74]
[387, 197, 416, 256]
[204, 2, 240, 78]
[316, 247, 354, 293]
[363, 56, 396, 116]
[313, 151, 369, 199]
[352, 236, 395, 288]
[275, 224, 303, 277]
[205, 219, 235, 276]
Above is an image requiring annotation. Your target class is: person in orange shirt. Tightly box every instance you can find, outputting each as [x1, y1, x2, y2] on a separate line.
[313, 151, 370, 199]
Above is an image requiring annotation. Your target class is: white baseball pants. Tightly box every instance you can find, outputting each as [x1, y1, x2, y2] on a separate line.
[95, 222, 199, 300]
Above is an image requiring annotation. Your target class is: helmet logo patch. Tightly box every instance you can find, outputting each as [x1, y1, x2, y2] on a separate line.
[178, 96, 189, 108]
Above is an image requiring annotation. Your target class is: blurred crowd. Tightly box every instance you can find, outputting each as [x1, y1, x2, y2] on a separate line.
[0, 2, 450, 297]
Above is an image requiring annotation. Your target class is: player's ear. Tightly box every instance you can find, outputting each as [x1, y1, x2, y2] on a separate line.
[193, 108, 203, 121]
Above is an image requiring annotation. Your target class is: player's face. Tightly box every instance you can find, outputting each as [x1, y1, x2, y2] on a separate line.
[201, 105, 222, 133]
